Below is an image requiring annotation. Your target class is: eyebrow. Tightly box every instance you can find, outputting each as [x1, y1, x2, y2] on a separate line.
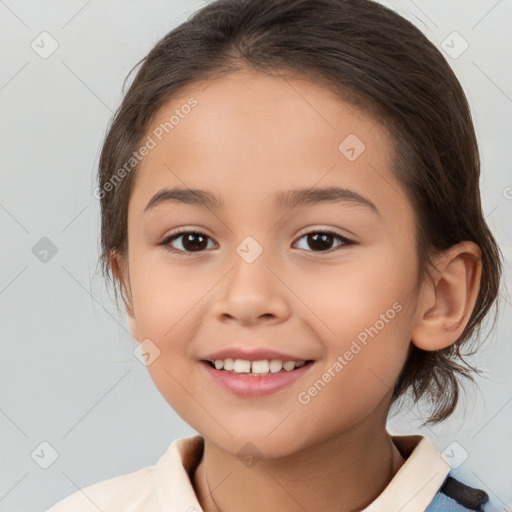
[144, 186, 380, 216]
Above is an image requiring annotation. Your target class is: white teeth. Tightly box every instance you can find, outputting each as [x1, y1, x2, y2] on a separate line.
[223, 358, 234, 371]
[282, 361, 296, 371]
[251, 360, 270, 373]
[269, 359, 283, 373]
[233, 359, 251, 373]
[210, 358, 308, 375]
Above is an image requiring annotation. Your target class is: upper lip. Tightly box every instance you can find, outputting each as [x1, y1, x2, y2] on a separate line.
[202, 348, 313, 363]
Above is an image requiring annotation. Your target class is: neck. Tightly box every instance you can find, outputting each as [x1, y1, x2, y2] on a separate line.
[192, 423, 405, 512]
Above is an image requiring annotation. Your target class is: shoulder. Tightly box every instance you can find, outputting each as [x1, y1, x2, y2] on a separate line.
[44, 435, 204, 512]
[44, 464, 156, 512]
[427, 475, 490, 512]
[387, 435, 490, 512]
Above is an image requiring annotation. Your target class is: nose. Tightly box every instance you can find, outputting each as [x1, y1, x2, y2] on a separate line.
[210, 253, 291, 326]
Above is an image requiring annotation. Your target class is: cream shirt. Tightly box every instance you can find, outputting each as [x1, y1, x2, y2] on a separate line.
[46, 434, 451, 512]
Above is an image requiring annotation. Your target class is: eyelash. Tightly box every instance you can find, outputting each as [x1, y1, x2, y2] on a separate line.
[157, 228, 354, 256]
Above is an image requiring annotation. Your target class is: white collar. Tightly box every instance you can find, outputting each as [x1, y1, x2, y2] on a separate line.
[362, 435, 450, 511]
[155, 434, 450, 512]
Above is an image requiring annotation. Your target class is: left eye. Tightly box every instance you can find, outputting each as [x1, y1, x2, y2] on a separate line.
[158, 229, 353, 255]
[294, 230, 353, 252]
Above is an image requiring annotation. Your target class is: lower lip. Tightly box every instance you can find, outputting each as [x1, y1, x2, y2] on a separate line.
[199, 360, 315, 397]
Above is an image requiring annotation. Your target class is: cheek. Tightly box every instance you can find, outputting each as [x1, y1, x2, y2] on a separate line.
[129, 251, 202, 338]
[128, 258, 205, 403]
[293, 243, 416, 338]
[294, 311, 412, 439]
[292, 245, 415, 401]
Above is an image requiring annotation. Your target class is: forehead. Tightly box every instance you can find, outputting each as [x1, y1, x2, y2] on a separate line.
[129, 68, 410, 222]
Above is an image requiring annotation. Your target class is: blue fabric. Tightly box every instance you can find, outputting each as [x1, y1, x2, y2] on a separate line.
[426, 491, 481, 511]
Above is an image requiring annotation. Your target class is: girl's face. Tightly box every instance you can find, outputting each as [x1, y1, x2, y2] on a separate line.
[118, 68, 425, 457]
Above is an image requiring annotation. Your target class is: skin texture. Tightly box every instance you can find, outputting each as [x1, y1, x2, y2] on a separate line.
[112, 68, 482, 512]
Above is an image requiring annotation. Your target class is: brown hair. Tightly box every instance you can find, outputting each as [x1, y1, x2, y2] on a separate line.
[96, 0, 503, 424]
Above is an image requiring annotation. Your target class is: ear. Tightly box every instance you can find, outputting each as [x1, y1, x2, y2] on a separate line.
[110, 251, 140, 342]
[411, 241, 482, 351]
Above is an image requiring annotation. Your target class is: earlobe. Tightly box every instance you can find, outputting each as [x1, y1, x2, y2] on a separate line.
[411, 242, 482, 352]
[110, 250, 140, 342]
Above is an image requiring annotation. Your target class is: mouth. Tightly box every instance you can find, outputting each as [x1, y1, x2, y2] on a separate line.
[199, 358, 316, 397]
[202, 358, 315, 376]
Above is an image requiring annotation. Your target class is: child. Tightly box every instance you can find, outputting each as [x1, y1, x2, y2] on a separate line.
[46, 0, 503, 510]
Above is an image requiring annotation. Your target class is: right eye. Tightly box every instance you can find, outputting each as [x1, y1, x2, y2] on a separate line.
[157, 230, 218, 255]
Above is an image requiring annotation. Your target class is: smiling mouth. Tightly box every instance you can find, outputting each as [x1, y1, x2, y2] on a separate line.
[202, 359, 315, 376]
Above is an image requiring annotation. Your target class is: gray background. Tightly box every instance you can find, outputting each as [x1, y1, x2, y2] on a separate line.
[0, 0, 511, 511]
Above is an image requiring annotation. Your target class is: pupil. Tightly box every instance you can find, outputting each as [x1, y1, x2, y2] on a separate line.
[183, 233, 207, 251]
[308, 233, 332, 251]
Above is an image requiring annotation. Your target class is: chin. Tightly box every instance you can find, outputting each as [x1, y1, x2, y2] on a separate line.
[200, 426, 308, 461]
